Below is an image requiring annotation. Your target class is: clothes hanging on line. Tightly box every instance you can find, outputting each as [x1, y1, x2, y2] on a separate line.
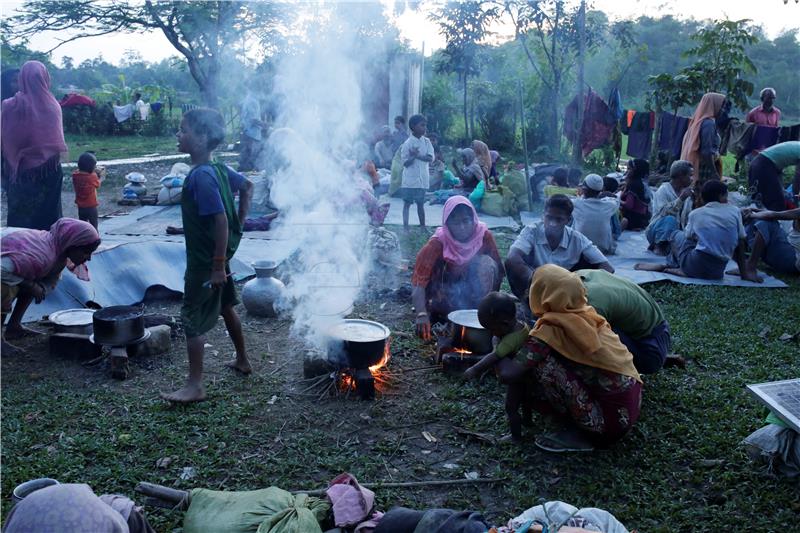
[564, 88, 614, 157]
[720, 119, 754, 160]
[778, 124, 800, 143]
[657, 112, 690, 159]
[113, 104, 134, 123]
[746, 125, 780, 155]
[625, 110, 655, 159]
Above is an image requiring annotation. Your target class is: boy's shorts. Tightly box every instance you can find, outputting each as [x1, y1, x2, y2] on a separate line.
[400, 187, 426, 204]
[181, 267, 239, 338]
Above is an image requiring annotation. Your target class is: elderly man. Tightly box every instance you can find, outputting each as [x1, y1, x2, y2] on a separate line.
[373, 125, 394, 169]
[746, 88, 781, 128]
[645, 160, 694, 255]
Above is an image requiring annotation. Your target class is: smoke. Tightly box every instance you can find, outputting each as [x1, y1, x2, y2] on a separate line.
[265, 3, 395, 349]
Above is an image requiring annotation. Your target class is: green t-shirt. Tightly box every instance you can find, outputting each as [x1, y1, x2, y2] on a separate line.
[496, 323, 531, 358]
[761, 141, 800, 170]
[577, 269, 665, 339]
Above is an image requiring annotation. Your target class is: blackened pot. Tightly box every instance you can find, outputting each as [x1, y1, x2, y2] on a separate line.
[326, 319, 390, 369]
[447, 309, 493, 355]
[92, 304, 145, 346]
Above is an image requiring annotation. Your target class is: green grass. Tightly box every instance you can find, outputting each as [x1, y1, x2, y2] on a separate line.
[2, 226, 798, 531]
[65, 134, 180, 162]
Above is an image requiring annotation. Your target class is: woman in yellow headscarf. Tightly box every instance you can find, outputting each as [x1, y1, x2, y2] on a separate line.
[680, 92, 730, 192]
[524, 264, 643, 452]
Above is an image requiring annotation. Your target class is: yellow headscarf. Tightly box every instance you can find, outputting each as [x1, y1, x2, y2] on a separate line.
[529, 264, 641, 382]
[680, 92, 726, 177]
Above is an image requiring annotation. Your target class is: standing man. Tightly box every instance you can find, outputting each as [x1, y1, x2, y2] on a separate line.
[746, 88, 781, 128]
[389, 115, 409, 155]
[238, 89, 264, 172]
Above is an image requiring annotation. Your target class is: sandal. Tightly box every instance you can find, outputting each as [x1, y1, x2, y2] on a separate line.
[534, 430, 594, 453]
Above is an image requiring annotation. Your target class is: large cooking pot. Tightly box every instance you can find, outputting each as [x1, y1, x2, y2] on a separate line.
[326, 319, 390, 369]
[447, 309, 493, 355]
[92, 304, 145, 346]
[49, 309, 95, 335]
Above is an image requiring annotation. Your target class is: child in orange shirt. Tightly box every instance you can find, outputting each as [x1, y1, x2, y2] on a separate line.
[72, 152, 104, 229]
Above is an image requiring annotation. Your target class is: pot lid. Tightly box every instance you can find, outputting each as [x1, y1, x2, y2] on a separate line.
[447, 309, 485, 330]
[49, 308, 95, 326]
[125, 172, 147, 183]
[327, 319, 390, 342]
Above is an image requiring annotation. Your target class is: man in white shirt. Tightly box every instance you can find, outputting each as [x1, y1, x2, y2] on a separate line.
[572, 173, 620, 254]
[505, 194, 613, 302]
[399, 114, 434, 229]
[646, 160, 693, 255]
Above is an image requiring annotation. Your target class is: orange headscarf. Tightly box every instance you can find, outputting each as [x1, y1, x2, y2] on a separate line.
[680, 92, 726, 177]
[529, 265, 641, 382]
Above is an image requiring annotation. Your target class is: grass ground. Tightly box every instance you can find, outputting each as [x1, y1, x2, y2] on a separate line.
[65, 134, 180, 162]
[2, 223, 798, 532]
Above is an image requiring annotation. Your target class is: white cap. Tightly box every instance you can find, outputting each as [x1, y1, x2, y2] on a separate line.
[582, 173, 604, 192]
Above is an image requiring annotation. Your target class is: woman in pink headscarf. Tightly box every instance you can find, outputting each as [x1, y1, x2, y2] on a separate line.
[1, 218, 100, 355]
[1, 60, 68, 229]
[412, 196, 504, 339]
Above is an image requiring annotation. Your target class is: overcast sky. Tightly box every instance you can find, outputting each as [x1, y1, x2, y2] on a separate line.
[1, 0, 798, 66]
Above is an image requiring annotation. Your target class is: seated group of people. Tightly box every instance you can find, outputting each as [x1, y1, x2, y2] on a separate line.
[410, 195, 673, 452]
[637, 141, 800, 281]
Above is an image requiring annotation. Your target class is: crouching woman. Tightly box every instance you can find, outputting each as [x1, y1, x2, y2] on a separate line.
[525, 264, 642, 452]
[413, 196, 504, 339]
[1, 218, 100, 354]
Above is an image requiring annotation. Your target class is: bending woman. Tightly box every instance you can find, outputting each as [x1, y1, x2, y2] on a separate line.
[524, 264, 642, 452]
[1, 60, 68, 229]
[1, 218, 100, 354]
[412, 196, 504, 339]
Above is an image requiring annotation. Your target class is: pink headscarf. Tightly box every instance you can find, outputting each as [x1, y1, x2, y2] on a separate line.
[1, 218, 100, 281]
[1, 61, 67, 181]
[433, 196, 488, 266]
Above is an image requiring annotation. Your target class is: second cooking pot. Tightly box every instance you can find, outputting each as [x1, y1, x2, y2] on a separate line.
[447, 309, 493, 355]
[92, 304, 145, 345]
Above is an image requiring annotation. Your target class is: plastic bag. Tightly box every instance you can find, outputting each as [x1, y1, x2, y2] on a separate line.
[468, 180, 485, 210]
[500, 170, 530, 212]
[480, 185, 517, 217]
[183, 487, 330, 533]
[742, 423, 800, 477]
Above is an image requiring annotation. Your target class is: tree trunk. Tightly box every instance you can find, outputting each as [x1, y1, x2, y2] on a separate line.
[463, 75, 469, 141]
[572, 0, 586, 165]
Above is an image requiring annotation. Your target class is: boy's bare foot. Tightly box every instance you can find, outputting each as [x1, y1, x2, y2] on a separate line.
[653, 243, 670, 256]
[224, 359, 252, 375]
[160, 384, 206, 403]
[663, 267, 687, 277]
[2, 340, 25, 356]
[4, 325, 43, 340]
[634, 262, 666, 272]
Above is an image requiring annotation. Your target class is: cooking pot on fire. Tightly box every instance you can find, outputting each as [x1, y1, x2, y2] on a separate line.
[447, 309, 493, 355]
[326, 319, 390, 369]
[91, 304, 146, 346]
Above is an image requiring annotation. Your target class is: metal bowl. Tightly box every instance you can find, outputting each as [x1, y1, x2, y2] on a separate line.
[12, 478, 59, 505]
[49, 309, 95, 335]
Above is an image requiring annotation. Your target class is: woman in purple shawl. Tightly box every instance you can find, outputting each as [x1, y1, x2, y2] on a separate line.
[1, 61, 68, 229]
[1, 218, 100, 355]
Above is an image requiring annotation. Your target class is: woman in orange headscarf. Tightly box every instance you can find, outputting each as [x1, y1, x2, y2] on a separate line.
[680, 92, 730, 192]
[523, 264, 642, 452]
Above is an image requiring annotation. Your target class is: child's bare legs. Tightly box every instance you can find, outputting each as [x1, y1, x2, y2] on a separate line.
[402, 201, 411, 230]
[221, 304, 251, 374]
[161, 335, 207, 403]
[505, 382, 526, 440]
[416, 200, 426, 229]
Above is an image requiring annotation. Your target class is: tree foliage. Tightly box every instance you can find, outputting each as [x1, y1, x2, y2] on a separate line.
[4, 0, 286, 107]
[648, 19, 758, 112]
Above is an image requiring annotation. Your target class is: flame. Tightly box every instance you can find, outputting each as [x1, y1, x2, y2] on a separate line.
[339, 373, 355, 391]
[453, 348, 472, 355]
[369, 342, 391, 373]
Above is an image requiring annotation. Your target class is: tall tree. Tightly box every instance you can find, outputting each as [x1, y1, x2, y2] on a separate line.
[432, 1, 498, 141]
[4, 1, 286, 108]
[501, 0, 603, 155]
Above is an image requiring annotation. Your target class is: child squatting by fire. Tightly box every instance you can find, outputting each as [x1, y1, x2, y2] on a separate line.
[160, 108, 255, 404]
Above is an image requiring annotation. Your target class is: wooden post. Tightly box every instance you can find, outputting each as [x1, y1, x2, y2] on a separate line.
[571, 0, 586, 166]
[518, 80, 532, 207]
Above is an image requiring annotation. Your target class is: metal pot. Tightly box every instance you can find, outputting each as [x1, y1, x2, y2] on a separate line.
[49, 309, 95, 335]
[12, 478, 59, 505]
[326, 319, 390, 369]
[92, 304, 145, 346]
[447, 309, 493, 355]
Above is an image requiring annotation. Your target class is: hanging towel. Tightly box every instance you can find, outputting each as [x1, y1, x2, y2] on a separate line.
[113, 104, 134, 123]
[626, 111, 654, 159]
[747, 125, 780, 154]
[720, 119, 754, 159]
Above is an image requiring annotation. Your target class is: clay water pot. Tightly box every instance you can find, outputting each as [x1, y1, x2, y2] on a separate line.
[242, 261, 286, 317]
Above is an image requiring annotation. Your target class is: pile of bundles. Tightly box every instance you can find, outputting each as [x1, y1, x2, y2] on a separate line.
[156, 162, 191, 205]
[176, 473, 630, 533]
